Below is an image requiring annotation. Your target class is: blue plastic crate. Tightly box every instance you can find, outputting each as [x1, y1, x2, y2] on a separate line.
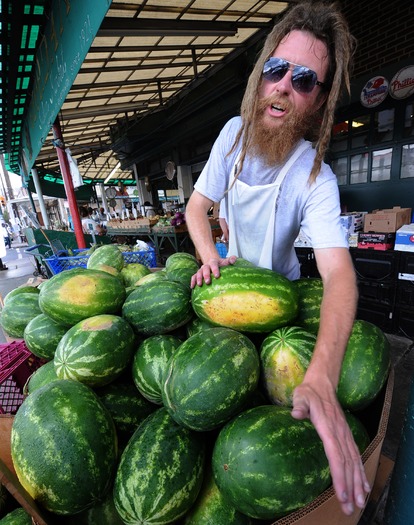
[45, 247, 157, 275]
[215, 242, 228, 258]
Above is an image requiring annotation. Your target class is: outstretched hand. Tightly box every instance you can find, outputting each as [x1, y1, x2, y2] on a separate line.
[292, 380, 371, 516]
[190, 255, 237, 288]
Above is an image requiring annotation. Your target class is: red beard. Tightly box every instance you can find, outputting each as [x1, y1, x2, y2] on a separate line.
[248, 95, 317, 166]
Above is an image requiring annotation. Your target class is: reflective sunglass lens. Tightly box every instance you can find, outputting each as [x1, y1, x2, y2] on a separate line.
[292, 69, 317, 93]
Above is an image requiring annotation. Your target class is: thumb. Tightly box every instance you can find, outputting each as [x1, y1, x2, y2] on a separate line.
[291, 393, 310, 420]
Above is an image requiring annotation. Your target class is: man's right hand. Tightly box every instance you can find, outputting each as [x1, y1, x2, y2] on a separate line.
[191, 255, 237, 288]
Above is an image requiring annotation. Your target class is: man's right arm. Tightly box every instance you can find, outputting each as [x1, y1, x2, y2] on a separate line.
[186, 191, 235, 286]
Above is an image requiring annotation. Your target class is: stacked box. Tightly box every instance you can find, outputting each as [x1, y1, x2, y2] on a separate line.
[358, 232, 395, 251]
[363, 207, 411, 233]
[394, 224, 414, 252]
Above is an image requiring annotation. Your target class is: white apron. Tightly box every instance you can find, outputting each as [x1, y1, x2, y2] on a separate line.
[226, 141, 309, 269]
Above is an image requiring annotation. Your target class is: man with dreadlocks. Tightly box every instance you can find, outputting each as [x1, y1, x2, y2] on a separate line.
[186, 0, 369, 516]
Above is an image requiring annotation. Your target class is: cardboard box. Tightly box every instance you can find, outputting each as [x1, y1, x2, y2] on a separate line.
[357, 232, 395, 251]
[394, 224, 414, 252]
[363, 207, 411, 233]
[340, 212, 366, 234]
[348, 233, 359, 248]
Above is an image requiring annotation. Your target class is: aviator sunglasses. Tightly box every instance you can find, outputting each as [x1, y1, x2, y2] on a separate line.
[262, 57, 328, 94]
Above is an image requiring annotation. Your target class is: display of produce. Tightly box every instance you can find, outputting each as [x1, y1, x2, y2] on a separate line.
[0, 293, 42, 338]
[23, 313, 68, 360]
[132, 334, 182, 404]
[337, 319, 391, 410]
[260, 326, 316, 406]
[191, 265, 299, 332]
[212, 405, 331, 520]
[114, 408, 205, 525]
[1, 258, 391, 524]
[163, 327, 260, 431]
[86, 244, 125, 272]
[38, 268, 126, 326]
[54, 314, 136, 387]
[122, 279, 193, 335]
[3, 285, 40, 305]
[11, 380, 118, 515]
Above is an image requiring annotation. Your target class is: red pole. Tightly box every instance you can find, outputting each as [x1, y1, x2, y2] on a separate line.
[52, 116, 86, 249]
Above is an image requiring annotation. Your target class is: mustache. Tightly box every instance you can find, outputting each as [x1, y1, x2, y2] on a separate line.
[256, 94, 294, 113]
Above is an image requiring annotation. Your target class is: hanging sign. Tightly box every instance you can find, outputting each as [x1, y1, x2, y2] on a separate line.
[390, 65, 414, 99]
[19, 0, 111, 177]
[360, 76, 389, 108]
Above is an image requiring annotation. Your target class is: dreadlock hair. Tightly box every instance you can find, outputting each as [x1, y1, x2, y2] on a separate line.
[229, 1, 356, 184]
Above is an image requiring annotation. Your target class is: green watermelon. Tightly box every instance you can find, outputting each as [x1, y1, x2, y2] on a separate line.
[3, 285, 40, 305]
[183, 468, 254, 525]
[260, 326, 316, 406]
[0, 293, 42, 338]
[166, 266, 196, 288]
[96, 378, 156, 437]
[337, 319, 391, 410]
[114, 407, 205, 525]
[345, 412, 370, 454]
[63, 490, 125, 525]
[87, 244, 125, 272]
[24, 360, 59, 395]
[185, 316, 215, 338]
[122, 279, 193, 336]
[212, 405, 330, 520]
[136, 269, 167, 287]
[132, 334, 182, 404]
[165, 252, 199, 270]
[23, 313, 68, 360]
[0, 508, 32, 524]
[191, 265, 299, 333]
[293, 278, 323, 334]
[38, 268, 126, 326]
[54, 314, 135, 387]
[162, 327, 260, 431]
[120, 262, 151, 287]
[11, 380, 118, 515]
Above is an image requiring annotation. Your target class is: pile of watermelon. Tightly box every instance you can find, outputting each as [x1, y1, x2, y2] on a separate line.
[0, 246, 391, 524]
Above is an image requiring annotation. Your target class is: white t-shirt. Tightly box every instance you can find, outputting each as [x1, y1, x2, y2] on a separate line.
[82, 217, 99, 235]
[194, 116, 347, 280]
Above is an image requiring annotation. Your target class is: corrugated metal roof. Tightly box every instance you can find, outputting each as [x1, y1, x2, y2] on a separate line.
[0, 0, 291, 186]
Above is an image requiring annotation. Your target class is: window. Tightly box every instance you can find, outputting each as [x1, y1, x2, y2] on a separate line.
[401, 143, 414, 178]
[331, 121, 349, 152]
[331, 157, 348, 185]
[403, 104, 414, 138]
[351, 115, 370, 148]
[350, 153, 368, 184]
[373, 109, 394, 143]
[371, 148, 392, 181]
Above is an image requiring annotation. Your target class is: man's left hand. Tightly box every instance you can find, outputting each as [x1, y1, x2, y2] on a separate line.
[291, 380, 371, 516]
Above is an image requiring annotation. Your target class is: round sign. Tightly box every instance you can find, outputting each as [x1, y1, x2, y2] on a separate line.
[390, 65, 414, 99]
[360, 76, 389, 108]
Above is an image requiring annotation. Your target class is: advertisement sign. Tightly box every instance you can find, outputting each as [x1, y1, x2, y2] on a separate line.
[390, 65, 414, 99]
[360, 76, 389, 108]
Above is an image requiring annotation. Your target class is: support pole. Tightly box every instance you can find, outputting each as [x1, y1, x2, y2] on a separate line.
[52, 117, 86, 249]
[384, 375, 414, 524]
[31, 168, 50, 228]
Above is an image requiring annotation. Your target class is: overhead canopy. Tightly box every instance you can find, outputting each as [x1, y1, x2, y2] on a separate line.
[0, 0, 291, 187]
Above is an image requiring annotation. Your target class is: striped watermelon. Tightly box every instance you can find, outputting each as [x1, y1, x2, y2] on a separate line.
[191, 265, 299, 333]
[87, 244, 125, 272]
[0, 293, 42, 338]
[185, 316, 215, 338]
[165, 252, 199, 270]
[136, 269, 167, 287]
[64, 491, 124, 525]
[132, 334, 182, 404]
[183, 468, 254, 525]
[23, 313, 68, 360]
[96, 378, 156, 437]
[166, 266, 196, 289]
[345, 412, 370, 454]
[3, 285, 40, 305]
[24, 360, 59, 395]
[114, 407, 205, 525]
[38, 268, 126, 326]
[212, 405, 330, 520]
[11, 380, 118, 515]
[260, 326, 316, 406]
[337, 319, 391, 410]
[122, 279, 193, 336]
[293, 278, 323, 334]
[120, 263, 151, 287]
[0, 508, 32, 524]
[54, 314, 136, 387]
[162, 327, 260, 431]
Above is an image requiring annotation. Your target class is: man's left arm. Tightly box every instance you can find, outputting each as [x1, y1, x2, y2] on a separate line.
[291, 247, 371, 516]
